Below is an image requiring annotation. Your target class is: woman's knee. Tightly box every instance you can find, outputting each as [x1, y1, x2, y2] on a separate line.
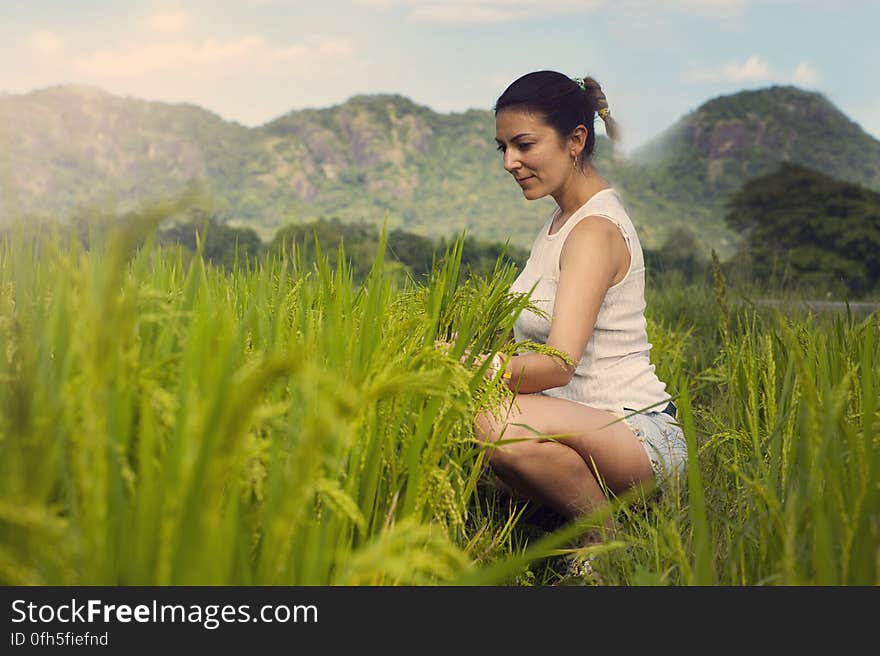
[473, 394, 533, 444]
[484, 439, 536, 478]
[473, 412, 491, 444]
[473, 409, 507, 445]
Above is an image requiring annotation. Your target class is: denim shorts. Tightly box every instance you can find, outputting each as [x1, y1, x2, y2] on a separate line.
[622, 405, 688, 492]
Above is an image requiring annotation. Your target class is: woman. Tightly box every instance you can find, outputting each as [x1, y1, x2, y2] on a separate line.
[473, 71, 687, 564]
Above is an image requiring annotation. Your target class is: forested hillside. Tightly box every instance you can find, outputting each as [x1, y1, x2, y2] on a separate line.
[3, 84, 879, 257]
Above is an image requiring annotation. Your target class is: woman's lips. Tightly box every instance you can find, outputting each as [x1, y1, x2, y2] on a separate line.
[517, 176, 534, 185]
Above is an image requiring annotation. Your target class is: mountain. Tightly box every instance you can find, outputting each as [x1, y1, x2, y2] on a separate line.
[0, 85, 258, 220]
[621, 86, 880, 251]
[2, 84, 878, 254]
[245, 92, 619, 247]
[633, 86, 880, 195]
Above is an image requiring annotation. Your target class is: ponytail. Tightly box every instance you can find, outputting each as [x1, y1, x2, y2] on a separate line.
[581, 76, 621, 143]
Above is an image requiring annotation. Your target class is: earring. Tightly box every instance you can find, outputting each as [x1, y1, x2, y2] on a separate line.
[571, 152, 586, 177]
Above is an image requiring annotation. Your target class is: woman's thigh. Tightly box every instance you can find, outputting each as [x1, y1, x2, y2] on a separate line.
[475, 393, 654, 495]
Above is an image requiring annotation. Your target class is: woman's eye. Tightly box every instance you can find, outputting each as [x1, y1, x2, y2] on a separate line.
[496, 144, 505, 152]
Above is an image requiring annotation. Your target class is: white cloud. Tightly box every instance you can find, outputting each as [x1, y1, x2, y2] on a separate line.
[689, 57, 822, 87]
[792, 61, 819, 86]
[349, 0, 606, 25]
[418, 1, 613, 25]
[7, 16, 370, 126]
[410, 4, 521, 24]
[146, 10, 193, 34]
[352, 0, 395, 8]
[675, 0, 748, 15]
[689, 55, 772, 82]
[26, 30, 65, 55]
[71, 34, 358, 79]
[352, 0, 759, 25]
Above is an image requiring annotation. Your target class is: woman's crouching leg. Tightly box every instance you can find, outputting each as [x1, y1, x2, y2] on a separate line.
[473, 397, 608, 521]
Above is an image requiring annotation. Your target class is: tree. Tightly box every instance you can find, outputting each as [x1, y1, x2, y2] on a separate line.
[724, 163, 880, 295]
[387, 229, 435, 278]
[269, 219, 529, 284]
[159, 212, 263, 270]
[269, 217, 381, 279]
[644, 226, 708, 284]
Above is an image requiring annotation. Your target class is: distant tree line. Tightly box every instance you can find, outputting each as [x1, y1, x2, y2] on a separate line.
[154, 209, 720, 287]
[160, 160, 880, 299]
[9, 160, 876, 298]
[156, 214, 530, 283]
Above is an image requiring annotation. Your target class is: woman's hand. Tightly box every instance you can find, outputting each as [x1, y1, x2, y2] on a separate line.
[433, 335, 507, 379]
[433, 339, 476, 365]
[433, 331, 459, 354]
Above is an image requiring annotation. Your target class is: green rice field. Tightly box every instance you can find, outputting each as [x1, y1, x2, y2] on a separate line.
[1, 203, 878, 586]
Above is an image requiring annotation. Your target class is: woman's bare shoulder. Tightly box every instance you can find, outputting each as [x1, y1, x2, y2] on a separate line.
[560, 216, 629, 282]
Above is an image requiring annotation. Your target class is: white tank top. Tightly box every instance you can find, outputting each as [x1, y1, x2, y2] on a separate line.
[509, 188, 670, 418]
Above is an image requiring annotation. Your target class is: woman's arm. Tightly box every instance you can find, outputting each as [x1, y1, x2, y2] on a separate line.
[502, 216, 629, 393]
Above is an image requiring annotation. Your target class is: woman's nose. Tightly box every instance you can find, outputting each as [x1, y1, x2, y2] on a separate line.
[503, 151, 521, 173]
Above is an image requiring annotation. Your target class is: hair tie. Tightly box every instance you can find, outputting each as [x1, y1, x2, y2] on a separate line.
[573, 76, 611, 119]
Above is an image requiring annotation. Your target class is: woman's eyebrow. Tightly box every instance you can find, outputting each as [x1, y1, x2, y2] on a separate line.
[494, 132, 534, 144]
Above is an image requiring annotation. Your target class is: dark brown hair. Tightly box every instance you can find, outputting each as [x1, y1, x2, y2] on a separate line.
[493, 70, 620, 167]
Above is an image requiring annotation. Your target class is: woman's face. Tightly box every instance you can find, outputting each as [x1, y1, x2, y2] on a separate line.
[494, 108, 576, 200]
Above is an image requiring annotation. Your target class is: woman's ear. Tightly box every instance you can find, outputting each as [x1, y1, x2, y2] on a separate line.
[571, 124, 589, 152]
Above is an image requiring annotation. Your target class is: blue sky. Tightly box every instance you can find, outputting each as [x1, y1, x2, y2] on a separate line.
[2, 0, 878, 152]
